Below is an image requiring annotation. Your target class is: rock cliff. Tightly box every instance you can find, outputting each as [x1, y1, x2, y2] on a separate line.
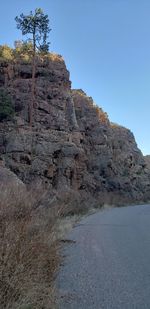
[145, 155, 150, 169]
[0, 54, 150, 206]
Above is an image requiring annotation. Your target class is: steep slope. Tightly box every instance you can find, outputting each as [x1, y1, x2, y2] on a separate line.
[0, 54, 150, 206]
[145, 155, 150, 168]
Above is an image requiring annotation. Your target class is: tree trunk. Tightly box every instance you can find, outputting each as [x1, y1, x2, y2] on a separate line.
[29, 31, 36, 127]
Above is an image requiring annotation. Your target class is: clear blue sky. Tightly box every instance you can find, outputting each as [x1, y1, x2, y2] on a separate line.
[1, 0, 150, 154]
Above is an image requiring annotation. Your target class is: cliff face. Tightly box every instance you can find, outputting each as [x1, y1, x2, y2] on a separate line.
[145, 156, 150, 169]
[0, 55, 150, 205]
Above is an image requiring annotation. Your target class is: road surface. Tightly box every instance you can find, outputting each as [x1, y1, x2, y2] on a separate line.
[56, 205, 150, 308]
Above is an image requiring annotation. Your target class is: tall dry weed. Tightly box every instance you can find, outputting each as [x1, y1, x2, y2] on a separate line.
[0, 184, 59, 309]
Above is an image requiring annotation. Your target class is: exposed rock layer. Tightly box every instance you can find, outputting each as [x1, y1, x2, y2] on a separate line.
[0, 55, 150, 205]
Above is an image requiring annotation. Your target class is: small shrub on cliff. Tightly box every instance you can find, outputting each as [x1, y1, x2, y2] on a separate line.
[95, 105, 108, 124]
[0, 89, 14, 121]
[46, 52, 64, 62]
[0, 45, 13, 61]
[13, 41, 33, 63]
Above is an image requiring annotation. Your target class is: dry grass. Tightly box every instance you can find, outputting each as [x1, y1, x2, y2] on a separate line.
[0, 184, 60, 309]
[0, 182, 138, 308]
[94, 105, 109, 124]
[40, 52, 64, 63]
[94, 191, 135, 209]
[48, 53, 64, 62]
[54, 190, 94, 217]
[0, 185, 97, 309]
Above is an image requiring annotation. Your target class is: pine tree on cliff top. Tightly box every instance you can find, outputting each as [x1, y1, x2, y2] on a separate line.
[15, 8, 51, 126]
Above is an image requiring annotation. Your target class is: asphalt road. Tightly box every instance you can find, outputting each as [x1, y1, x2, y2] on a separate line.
[56, 205, 150, 309]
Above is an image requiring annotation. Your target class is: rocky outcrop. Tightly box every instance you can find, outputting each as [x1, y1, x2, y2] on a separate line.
[0, 54, 150, 205]
[72, 90, 150, 201]
[145, 156, 150, 168]
[0, 164, 25, 190]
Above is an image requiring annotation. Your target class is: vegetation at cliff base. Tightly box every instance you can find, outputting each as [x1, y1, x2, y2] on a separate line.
[0, 185, 59, 309]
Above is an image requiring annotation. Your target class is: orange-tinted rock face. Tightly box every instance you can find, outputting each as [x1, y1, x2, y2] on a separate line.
[0, 55, 150, 204]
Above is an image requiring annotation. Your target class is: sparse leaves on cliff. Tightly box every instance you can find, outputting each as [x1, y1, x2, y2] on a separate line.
[0, 44, 32, 63]
[13, 41, 33, 62]
[0, 89, 14, 121]
[0, 45, 13, 61]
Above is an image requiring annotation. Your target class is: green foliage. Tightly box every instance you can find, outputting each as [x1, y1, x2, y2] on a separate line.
[15, 8, 51, 53]
[0, 43, 33, 63]
[0, 45, 13, 61]
[13, 41, 33, 62]
[15, 8, 51, 126]
[15, 40, 33, 53]
[0, 89, 14, 121]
